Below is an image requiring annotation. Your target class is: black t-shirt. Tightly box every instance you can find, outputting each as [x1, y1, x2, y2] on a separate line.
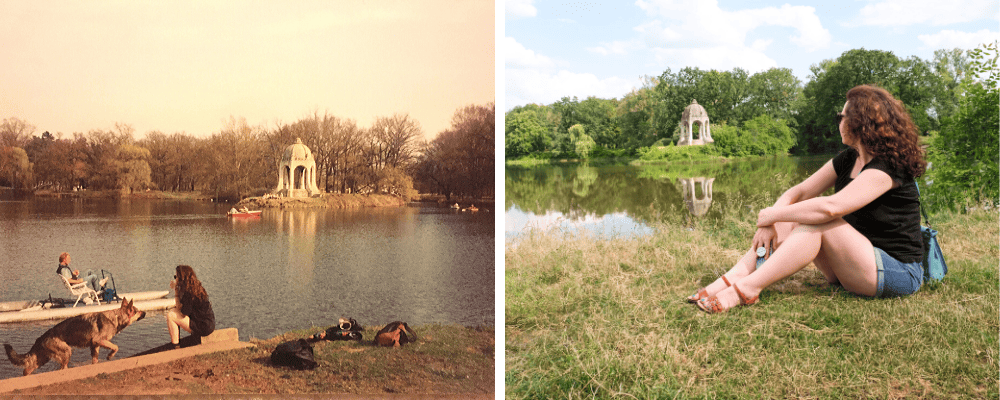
[832, 148, 923, 263]
[180, 292, 216, 337]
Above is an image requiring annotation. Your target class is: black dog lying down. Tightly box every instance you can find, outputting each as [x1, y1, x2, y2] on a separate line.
[308, 317, 363, 342]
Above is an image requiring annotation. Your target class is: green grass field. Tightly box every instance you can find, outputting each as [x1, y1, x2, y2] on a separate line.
[506, 208, 998, 399]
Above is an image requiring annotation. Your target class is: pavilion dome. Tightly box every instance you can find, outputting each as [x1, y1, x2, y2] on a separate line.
[682, 99, 708, 120]
[281, 138, 314, 164]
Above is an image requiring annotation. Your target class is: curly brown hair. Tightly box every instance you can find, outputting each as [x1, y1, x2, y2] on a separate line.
[843, 85, 927, 178]
[174, 265, 209, 304]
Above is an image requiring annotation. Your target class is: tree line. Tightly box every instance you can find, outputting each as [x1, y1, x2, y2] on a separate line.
[505, 44, 998, 211]
[0, 103, 495, 203]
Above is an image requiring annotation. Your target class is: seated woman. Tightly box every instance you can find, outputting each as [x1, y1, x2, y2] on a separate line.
[690, 85, 926, 313]
[167, 265, 215, 347]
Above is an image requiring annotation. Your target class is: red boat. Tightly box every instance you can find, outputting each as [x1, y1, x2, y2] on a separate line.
[227, 209, 262, 217]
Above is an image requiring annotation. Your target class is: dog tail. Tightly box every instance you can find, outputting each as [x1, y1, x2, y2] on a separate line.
[4, 344, 29, 366]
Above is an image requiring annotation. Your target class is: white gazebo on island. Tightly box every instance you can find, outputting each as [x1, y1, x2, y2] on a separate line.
[677, 99, 714, 146]
[274, 138, 322, 198]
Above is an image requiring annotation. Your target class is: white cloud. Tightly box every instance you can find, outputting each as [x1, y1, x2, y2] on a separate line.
[633, 0, 831, 52]
[857, 0, 998, 26]
[586, 40, 642, 55]
[505, 37, 555, 69]
[918, 29, 1000, 50]
[506, 0, 537, 18]
[649, 45, 779, 74]
[505, 68, 637, 108]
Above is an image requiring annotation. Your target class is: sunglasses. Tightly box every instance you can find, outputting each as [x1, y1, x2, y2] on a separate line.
[836, 112, 845, 124]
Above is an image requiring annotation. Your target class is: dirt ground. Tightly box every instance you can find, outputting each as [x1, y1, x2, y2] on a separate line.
[7, 325, 495, 396]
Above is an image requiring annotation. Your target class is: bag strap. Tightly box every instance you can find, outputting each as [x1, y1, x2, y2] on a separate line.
[914, 181, 932, 228]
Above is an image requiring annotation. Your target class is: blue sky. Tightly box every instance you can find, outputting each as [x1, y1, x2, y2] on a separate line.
[504, 0, 1000, 110]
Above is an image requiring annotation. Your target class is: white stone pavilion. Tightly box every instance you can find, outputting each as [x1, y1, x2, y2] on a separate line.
[677, 99, 714, 146]
[274, 138, 321, 198]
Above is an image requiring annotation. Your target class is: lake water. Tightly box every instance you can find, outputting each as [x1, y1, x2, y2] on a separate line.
[505, 156, 830, 243]
[0, 196, 493, 378]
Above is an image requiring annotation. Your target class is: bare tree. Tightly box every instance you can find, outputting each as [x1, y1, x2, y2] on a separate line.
[0, 117, 36, 149]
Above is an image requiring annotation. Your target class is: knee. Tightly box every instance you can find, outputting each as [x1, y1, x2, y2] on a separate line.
[167, 310, 183, 323]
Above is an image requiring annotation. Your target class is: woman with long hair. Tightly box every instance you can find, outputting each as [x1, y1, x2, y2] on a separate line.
[167, 265, 215, 346]
[690, 84, 927, 312]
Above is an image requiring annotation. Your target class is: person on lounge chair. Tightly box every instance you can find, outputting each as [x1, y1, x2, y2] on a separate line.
[55, 252, 108, 292]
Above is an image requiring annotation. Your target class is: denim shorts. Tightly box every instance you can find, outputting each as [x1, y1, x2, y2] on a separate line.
[874, 247, 923, 298]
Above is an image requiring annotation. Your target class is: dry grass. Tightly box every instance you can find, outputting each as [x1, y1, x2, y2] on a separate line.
[506, 209, 998, 399]
[10, 324, 494, 395]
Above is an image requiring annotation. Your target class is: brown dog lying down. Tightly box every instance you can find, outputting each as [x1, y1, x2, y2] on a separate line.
[375, 321, 417, 347]
[4, 299, 146, 375]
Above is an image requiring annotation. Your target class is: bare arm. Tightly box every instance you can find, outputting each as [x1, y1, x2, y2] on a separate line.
[758, 167, 894, 227]
[752, 160, 838, 256]
[773, 160, 838, 208]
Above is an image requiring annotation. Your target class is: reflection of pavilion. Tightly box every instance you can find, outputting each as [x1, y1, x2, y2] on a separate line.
[678, 177, 715, 217]
[279, 209, 319, 287]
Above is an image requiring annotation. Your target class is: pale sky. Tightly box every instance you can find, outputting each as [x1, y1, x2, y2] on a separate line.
[505, 0, 1000, 109]
[0, 1, 495, 141]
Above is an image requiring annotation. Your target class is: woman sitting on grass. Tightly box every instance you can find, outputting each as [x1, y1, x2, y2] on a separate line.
[690, 84, 926, 313]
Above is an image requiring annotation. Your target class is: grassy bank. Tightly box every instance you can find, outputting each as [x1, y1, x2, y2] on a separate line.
[11, 324, 494, 395]
[236, 193, 405, 209]
[506, 209, 998, 399]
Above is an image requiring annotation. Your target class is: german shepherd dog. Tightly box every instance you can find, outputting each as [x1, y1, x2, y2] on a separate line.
[4, 299, 145, 375]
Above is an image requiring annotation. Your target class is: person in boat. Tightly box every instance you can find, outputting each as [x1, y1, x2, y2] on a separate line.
[55, 252, 108, 292]
[239, 206, 249, 213]
[690, 85, 926, 313]
[229, 207, 237, 214]
[167, 265, 215, 348]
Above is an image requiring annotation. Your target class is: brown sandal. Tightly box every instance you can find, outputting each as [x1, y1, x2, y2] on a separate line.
[697, 283, 759, 314]
[733, 283, 759, 306]
[687, 276, 731, 303]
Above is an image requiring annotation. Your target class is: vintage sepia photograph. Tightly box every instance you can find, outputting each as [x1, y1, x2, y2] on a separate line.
[0, 1, 494, 396]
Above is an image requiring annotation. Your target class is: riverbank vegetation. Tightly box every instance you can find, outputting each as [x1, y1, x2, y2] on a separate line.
[506, 204, 997, 399]
[505, 43, 999, 212]
[9, 324, 494, 395]
[0, 103, 494, 204]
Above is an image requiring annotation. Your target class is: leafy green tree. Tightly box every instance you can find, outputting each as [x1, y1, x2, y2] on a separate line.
[924, 41, 999, 211]
[709, 115, 795, 157]
[575, 97, 621, 149]
[505, 110, 549, 157]
[929, 48, 970, 122]
[615, 77, 659, 151]
[797, 49, 940, 154]
[655, 67, 801, 149]
[567, 124, 596, 158]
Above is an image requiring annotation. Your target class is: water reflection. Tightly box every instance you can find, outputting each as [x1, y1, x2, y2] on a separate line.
[678, 177, 715, 217]
[505, 156, 829, 242]
[0, 199, 493, 378]
[278, 210, 319, 289]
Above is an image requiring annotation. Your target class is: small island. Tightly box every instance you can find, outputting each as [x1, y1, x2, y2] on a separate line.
[229, 138, 405, 210]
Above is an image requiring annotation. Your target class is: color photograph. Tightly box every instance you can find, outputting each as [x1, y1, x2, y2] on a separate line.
[505, 1, 998, 398]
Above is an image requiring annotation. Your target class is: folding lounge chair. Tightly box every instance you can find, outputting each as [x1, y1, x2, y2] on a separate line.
[57, 274, 102, 307]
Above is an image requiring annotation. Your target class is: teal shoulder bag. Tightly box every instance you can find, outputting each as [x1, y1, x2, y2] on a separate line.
[915, 183, 948, 282]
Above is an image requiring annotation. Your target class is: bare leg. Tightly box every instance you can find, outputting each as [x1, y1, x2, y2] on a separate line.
[696, 222, 797, 299]
[705, 218, 878, 310]
[167, 309, 193, 345]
